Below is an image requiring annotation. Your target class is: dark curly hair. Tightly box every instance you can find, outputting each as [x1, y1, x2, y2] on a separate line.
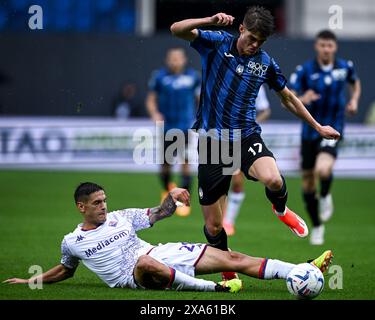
[243, 6, 275, 38]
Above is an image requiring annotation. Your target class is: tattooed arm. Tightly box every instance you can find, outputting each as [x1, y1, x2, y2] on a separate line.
[148, 188, 190, 225]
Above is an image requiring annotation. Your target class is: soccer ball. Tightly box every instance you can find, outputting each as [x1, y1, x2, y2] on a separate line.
[286, 263, 324, 299]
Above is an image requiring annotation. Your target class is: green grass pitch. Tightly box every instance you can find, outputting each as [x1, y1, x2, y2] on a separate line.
[0, 170, 374, 300]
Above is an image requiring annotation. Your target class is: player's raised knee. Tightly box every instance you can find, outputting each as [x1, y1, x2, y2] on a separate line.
[206, 223, 223, 237]
[316, 166, 331, 179]
[135, 255, 161, 274]
[263, 174, 283, 190]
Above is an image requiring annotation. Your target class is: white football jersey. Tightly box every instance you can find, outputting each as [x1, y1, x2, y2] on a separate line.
[255, 85, 270, 112]
[61, 208, 154, 288]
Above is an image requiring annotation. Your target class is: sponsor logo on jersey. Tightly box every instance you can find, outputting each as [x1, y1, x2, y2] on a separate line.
[332, 68, 347, 81]
[75, 235, 85, 243]
[247, 61, 269, 77]
[84, 230, 129, 257]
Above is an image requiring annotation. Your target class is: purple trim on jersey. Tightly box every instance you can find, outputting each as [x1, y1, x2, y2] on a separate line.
[258, 258, 268, 279]
[81, 223, 103, 232]
[193, 244, 208, 267]
[166, 267, 176, 289]
[146, 247, 155, 255]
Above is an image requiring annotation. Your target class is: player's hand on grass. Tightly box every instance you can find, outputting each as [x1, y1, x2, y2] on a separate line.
[3, 278, 28, 284]
[170, 188, 190, 207]
[317, 125, 340, 140]
[346, 98, 358, 116]
[209, 13, 234, 27]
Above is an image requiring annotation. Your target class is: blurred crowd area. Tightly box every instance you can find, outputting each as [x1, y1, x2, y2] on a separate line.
[0, 0, 374, 122]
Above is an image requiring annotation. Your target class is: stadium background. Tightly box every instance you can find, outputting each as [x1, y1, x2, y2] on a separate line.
[0, 0, 374, 300]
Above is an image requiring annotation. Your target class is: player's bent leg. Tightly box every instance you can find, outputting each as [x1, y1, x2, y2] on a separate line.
[134, 255, 218, 292]
[302, 169, 324, 245]
[315, 152, 335, 180]
[134, 255, 172, 289]
[223, 172, 245, 236]
[195, 246, 262, 276]
[195, 246, 295, 280]
[248, 157, 308, 238]
[202, 195, 227, 240]
[302, 169, 316, 193]
[315, 152, 335, 222]
[248, 156, 283, 191]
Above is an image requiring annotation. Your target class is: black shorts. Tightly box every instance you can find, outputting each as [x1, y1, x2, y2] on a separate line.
[301, 138, 340, 170]
[197, 133, 274, 205]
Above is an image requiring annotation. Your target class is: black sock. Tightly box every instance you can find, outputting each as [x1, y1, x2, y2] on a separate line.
[203, 225, 228, 251]
[160, 171, 171, 191]
[303, 190, 321, 227]
[181, 175, 192, 192]
[265, 175, 288, 213]
[320, 175, 333, 197]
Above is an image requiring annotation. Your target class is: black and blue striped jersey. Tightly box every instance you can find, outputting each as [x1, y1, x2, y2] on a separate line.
[190, 29, 286, 141]
[289, 58, 358, 140]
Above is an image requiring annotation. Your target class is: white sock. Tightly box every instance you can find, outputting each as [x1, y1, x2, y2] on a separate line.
[275, 208, 287, 216]
[262, 259, 295, 280]
[170, 268, 216, 292]
[224, 191, 245, 224]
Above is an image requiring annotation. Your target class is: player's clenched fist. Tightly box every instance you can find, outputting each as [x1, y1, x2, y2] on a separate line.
[170, 188, 190, 207]
[318, 126, 341, 140]
[210, 13, 235, 26]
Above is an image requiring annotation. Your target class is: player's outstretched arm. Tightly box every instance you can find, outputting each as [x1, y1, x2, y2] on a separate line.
[277, 87, 340, 140]
[346, 79, 361, 115]
[146, 91, 164, 122]
[3, 264, 76, 285]
[170, 13, 234, 41]
[148, 188, 190, 225]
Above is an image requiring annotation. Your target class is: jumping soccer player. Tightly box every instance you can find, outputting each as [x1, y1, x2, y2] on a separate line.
[289, 30, 361, 245]
[146, 47, 201, 217]
[223, 84, 271, 236]
[3, 182, 333, 293]
[170, 6, 340, 280]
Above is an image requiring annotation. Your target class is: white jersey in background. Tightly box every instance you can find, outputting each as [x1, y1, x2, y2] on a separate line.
[61, 208, 154, 288]
[255, 85, 270, 112]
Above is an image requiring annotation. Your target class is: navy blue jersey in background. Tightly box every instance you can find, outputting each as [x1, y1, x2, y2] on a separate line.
[148, 67, 201, 132]
[190, 29, 287, 141]
[289, 58, 358, 140]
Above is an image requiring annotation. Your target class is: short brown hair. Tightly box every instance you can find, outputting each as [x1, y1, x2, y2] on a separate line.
[243, 6, 275, 38]
[316, 29, 337, 42]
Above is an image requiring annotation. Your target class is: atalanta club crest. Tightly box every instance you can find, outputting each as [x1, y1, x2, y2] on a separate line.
[236, 64, 244, 75]
[108, 221, 118, 227]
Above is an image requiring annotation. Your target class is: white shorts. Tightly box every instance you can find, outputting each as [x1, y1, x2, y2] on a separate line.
[147, 242, 207, 277]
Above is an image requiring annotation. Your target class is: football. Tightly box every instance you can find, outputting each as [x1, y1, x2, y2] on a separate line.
[286, 263, 324, 299]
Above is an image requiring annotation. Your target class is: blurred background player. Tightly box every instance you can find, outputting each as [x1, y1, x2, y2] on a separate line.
[112, 82, 137, 120]
[223, 84, 271, 236]
[146, 48, 201, 217]
[289, 30, 361, 245]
